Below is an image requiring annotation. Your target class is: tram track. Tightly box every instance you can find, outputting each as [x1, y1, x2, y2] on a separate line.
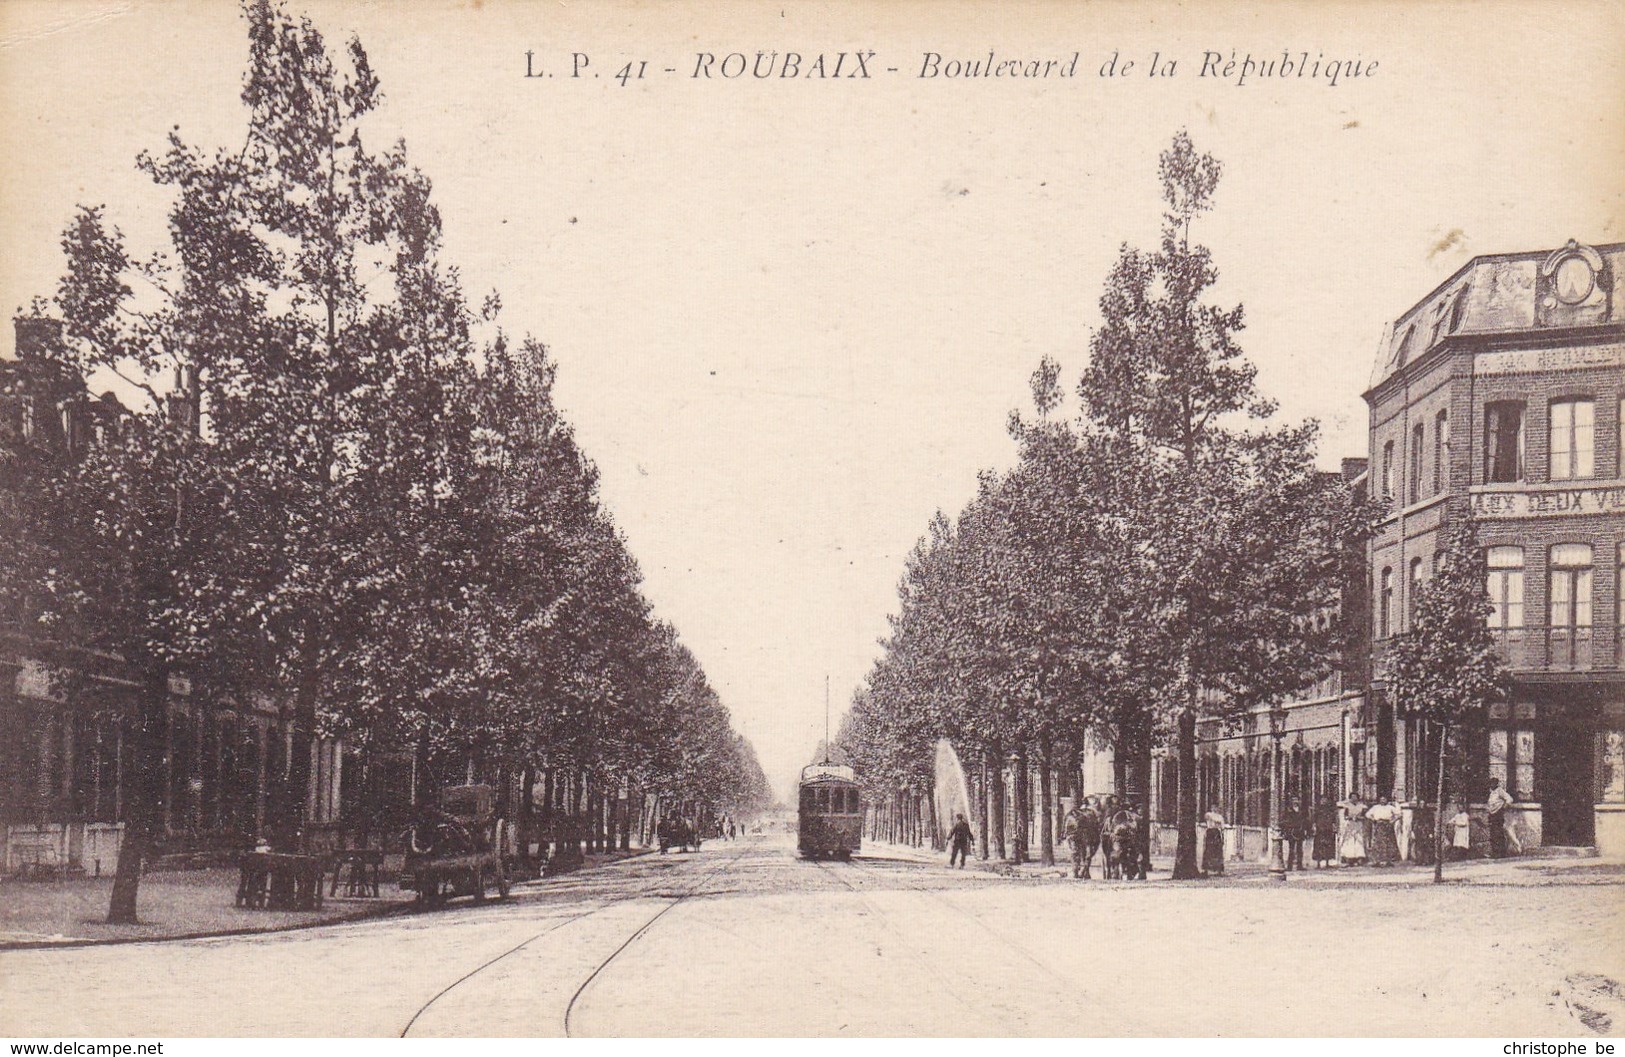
[808, 855, 984, 1013]
[561, 837, 755, 1037]
[837, 851, 1142, 1030]
[398, 836, 754, 1038]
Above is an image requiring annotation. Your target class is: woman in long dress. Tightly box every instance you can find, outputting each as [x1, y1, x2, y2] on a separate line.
[1366, 798, 1400, 866]
[1337, 793, 1369, 866]
[1311, 797, 1338, 868]
[1201, 807, 1226, 875]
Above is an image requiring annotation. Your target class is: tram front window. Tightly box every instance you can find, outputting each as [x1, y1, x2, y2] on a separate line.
[800, 787, 815, 812]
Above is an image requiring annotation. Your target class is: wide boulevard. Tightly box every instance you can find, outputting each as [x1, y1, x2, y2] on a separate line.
[2, 832, 1619, 1037]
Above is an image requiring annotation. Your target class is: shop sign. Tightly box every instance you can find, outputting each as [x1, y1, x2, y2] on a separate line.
[1474, 344, 1623, 376]
[1472, 485, 1625, 519]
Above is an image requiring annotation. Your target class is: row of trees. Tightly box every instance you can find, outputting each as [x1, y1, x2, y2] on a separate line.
[839, 131, 1362, 877]
[0, 0, 769, 922]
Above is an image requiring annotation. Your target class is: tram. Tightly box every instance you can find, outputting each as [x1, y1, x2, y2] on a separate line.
[798, 763, 862, 860]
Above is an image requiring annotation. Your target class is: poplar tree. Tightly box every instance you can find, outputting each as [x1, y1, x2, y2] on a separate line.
[1387, 515, 1510, 882]
[1076, 131, 1344, 879]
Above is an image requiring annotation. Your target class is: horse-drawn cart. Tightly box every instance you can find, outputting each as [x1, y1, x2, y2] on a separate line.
[400, 784, 511, 906]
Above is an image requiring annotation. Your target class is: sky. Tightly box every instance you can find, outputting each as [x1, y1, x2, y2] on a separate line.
[3, 0, 1622, 801]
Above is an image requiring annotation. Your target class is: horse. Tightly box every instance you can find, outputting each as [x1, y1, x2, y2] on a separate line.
[1110, 814, 1142, 880]
[1064, 805, 1103, 879]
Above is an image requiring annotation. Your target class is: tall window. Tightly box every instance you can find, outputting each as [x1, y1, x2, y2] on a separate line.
[1382, 440, 1395, 502]
[1409, 423, 1425, 504]
[1408, 557, 1425, 627]
[1379, 567, 1394, 638]
[1549, 398, 1594, 480]
[1484, 402, 1524, 483]
[1486, 546, 1525, 629]
[1433, 409, 1449, 493]
[1550, 543, 1594, 669]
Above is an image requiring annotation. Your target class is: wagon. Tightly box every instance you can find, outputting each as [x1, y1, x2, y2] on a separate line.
[400, 784, 511, 905]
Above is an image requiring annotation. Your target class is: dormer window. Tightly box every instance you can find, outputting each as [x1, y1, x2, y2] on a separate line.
[1448, 288, 1469, 333]
[1395, 325, 1416, 366]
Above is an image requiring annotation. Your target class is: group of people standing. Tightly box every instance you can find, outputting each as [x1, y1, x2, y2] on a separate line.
[1200, 792, 1410, 873]
[943, 796, 1147, 880]
[945, 778, 1519, 877]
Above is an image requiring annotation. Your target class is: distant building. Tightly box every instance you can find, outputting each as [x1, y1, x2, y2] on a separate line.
[1364, 239, 1625, 855]
[0, 318, 350, 876]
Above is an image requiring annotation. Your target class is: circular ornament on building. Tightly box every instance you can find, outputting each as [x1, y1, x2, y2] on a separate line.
[1554, 253, 1595, 305]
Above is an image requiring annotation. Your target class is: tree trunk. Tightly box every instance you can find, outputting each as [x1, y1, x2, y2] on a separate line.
[925, 778, 940, 851]
[1172, 705, 1202, 880]
[975, 754, 990, 860]
[1012, 745, 1030, 864]
[990, 746, 1007, 859]
[107, 666, 168, 924]
[1434, 721, 1449, 885]
[518, 764, 535, 868]
[1039, 734, 1055, 866]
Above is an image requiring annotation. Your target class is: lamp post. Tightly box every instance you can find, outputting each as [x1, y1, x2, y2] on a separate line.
[1267, 704, 1288, 882]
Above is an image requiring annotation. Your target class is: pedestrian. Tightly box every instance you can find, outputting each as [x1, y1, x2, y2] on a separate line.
[1201, 805, 1226, 876]
[1366, 796, 1400, 867]
[948, 812, 973, 868]
[1450, 803, 1473, 860]
[1312, 796, 1338, 868]
[1281, 796, 1307, 871]
[657, 815, 673, 854]
[1486, 778, 1514, 859]
[1337, 791, 1369, 866]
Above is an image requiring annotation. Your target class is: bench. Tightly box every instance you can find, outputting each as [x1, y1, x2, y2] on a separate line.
[236, 852, 324, 910]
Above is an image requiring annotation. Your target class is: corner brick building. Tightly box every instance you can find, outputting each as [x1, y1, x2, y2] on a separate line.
[1364, 239, 1625, 855]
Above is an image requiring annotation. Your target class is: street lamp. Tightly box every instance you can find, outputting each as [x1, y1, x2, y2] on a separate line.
[1267, 704, 1288, 882]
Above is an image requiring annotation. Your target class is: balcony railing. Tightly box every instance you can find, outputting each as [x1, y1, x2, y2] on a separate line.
[1489, 627, 1540, 669]
[1547, 627, 1594, 671]
[1487, 626, 1609, 671]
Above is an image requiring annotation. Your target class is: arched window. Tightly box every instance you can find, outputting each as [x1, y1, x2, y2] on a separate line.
[1550, 543, 1594, 669]
[1549, 398, 1594, 480]
[1486, 546, 1525, 629]
[1379, 567, 1394, 638]
[1409, 423, 1425, 504]
[1408, 557, 1426, 627]
[1381, 441, 1396, 503]
[1433, 409, 1449, 493]
[1484, 402, 1524, 483]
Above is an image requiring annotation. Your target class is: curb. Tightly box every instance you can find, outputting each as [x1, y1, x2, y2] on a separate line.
[0, 846, 661, 953]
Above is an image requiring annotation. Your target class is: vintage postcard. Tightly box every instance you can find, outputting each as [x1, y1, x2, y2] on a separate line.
[1, 0, 1622, 1042]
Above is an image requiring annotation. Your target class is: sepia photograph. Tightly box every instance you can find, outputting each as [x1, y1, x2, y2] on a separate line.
[0, 0, 1622, 1042]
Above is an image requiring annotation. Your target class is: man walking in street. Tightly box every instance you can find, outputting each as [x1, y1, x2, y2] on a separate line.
[948, 813, 974, 868]
[1487, 778, 1514, 858]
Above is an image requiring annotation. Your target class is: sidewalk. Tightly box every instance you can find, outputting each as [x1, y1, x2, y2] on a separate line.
[868, 839, 1625, 888]
[0, 846, 653, 949]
